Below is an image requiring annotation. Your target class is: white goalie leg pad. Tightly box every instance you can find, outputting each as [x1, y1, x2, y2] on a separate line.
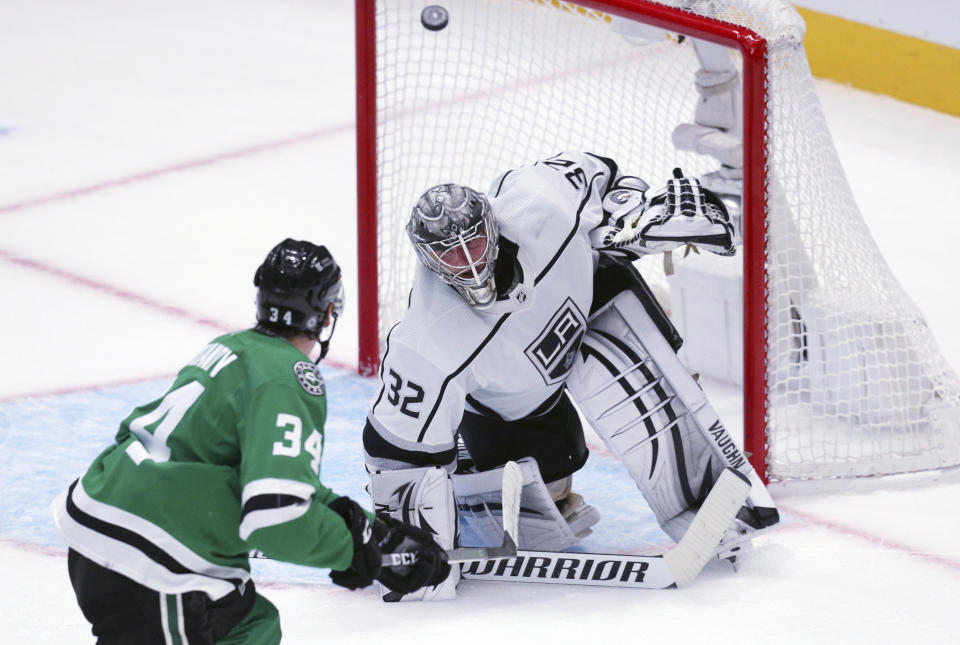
[369, 466, 459, 601]
[453, 457, 600, 552]
[567, 290, 778, 547]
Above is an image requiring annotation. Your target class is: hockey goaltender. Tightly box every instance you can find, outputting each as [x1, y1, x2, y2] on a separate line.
[363, 152, 779, 600]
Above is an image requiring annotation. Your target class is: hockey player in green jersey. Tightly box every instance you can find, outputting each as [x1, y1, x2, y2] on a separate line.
[52, 239, 450, 644]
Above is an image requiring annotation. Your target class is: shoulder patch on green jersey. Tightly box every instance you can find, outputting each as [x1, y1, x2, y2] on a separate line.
[293, 361, 325, 396]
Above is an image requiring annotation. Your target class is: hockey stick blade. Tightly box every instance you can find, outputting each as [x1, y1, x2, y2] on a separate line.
[382, 460, 523, 568]
[500, 460, 522, 547]
[462, 547, 678, 588]
[462, 467, 751, 589]
[663, 467, 751, 587]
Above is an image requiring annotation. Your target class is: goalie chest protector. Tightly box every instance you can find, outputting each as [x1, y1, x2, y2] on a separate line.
[371, 155, 609, 450]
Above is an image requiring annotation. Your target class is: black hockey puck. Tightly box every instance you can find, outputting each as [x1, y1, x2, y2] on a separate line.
[421, 5, 449, 31]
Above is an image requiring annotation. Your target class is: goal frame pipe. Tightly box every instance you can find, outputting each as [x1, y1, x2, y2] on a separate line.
[354, 0, 771, 481]
[356, 0, 380, 377]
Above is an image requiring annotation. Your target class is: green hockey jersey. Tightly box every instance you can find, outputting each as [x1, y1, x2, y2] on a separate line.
[52, 330, 355, 600]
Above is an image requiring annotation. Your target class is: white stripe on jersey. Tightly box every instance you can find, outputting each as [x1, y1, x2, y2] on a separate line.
[160, 593, 189, 645]
[238, 499, 311, 541]
[176, 593, 188, 645]
[160, 594, 173, 645]
[56, 481, 251, 584]
[52, 487, 241, 600]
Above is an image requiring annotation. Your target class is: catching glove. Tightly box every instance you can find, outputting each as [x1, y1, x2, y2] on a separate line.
[594, 168, 735, 257]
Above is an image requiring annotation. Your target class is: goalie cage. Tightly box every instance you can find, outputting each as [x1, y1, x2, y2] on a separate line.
[354, 0, 960, 486]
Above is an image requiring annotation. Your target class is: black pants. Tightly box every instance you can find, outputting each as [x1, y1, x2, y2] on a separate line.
[67, 549, 255, 644]
[458, 390, 589, 483]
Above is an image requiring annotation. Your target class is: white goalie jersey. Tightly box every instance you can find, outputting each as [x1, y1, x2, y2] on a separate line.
[364, 152, 624, 471]
[363, 152, 772, 583]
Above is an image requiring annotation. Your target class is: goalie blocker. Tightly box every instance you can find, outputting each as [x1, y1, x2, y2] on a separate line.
[567, 257, 779, 555]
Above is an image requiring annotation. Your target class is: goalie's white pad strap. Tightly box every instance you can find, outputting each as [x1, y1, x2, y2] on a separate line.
[567, 290, 776, 543]
[454, 457, 600, 552]
[370, 466, 459, 601]
[671, 124, 742, 168]
[690, 39, 742, 134]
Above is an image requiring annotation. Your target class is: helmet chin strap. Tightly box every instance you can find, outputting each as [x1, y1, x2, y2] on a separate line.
[316, 316, 338, 363]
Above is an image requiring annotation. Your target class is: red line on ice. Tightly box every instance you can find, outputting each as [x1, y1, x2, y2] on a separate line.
[0, 124, 352, 216]
[584, 440, 960, 572]
[0, 248, 358, 402]
[0, 247, 232, 332]
[778, 504, 960, 572]
[0, 373, 175, 404]
[0, 45, 643, 218]
[0, 249, 358, 403]
[0, 536, 66, 558]
[5, 67, 953, 574]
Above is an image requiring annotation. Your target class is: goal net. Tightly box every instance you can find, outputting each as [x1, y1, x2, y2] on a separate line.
[355, 0, 960, 482]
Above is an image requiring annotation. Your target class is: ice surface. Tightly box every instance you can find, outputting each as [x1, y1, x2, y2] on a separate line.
[1, 2, 959, 643]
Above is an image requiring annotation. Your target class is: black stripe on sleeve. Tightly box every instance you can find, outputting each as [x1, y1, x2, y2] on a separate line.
[240, 494, 305, 521]
[535, 171, 603, 285]
[492, 170, 515, 198]
[585, 152, 620, 196]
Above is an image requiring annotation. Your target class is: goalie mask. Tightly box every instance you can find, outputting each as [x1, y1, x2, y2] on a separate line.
[407, 183, 500, 306]
[254, 238, 344, 359]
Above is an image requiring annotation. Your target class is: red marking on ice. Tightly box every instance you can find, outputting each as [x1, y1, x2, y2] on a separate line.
[778, 504, 960, 572]
[0, 248, 358, 403]
[0, 247, 232, 331]
[0, 125, 352, 216]
[0, 536, 66, 558]
[585, 439, 960, 572]
[585, 439, 618, 460]
[0, 357, 359, 403]
[0, 373, 175, 403]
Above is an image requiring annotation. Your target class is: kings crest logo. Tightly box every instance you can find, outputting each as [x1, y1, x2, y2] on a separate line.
[293, 361, 325, 396]
[525, 298, 586, 385]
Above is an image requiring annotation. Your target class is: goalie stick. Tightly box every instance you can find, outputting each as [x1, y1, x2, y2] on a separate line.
[381, 460, 523, 568]
[462, 467, 751, 588]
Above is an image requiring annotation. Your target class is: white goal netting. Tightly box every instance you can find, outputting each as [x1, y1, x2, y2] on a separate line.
[361, 0, 960, 480]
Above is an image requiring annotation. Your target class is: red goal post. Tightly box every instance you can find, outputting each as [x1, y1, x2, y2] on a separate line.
[354, 0, 960, 485]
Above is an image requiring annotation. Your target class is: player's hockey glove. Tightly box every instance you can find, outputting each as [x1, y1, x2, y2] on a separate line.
[373, 515, 451, 594]
[594, 168, 736, 257]
[327, 496, 382, 590]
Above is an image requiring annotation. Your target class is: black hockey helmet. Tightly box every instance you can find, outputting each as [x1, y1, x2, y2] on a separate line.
[254, 239, 344, 359]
